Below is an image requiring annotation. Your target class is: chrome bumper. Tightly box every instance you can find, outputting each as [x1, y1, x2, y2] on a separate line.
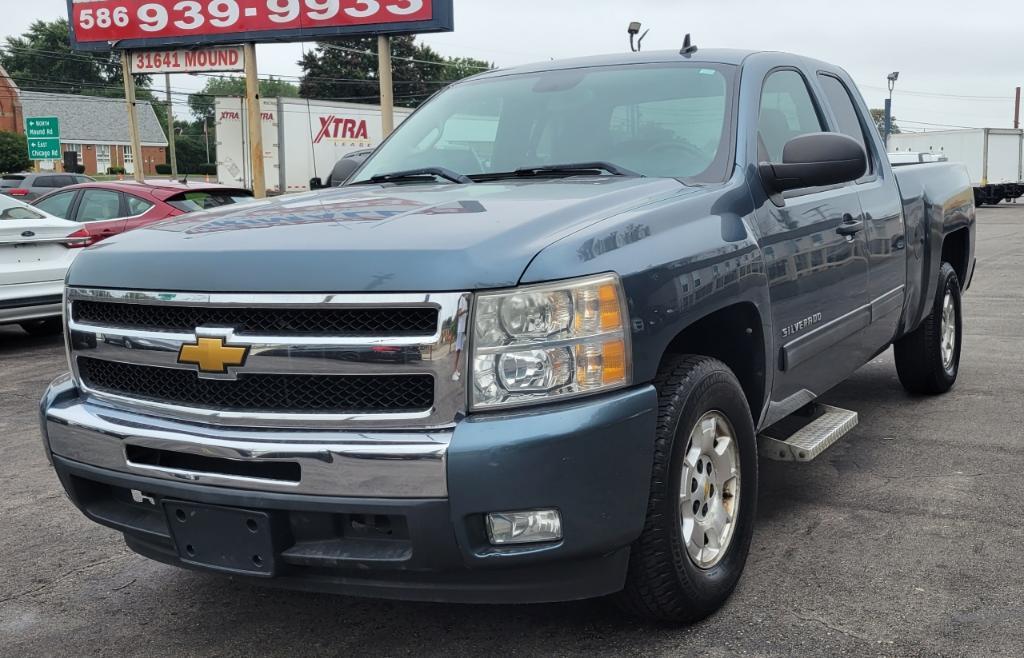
[42, 377, 450, 498]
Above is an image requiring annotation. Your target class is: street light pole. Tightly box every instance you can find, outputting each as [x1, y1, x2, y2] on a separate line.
[884, 71, 899, 150]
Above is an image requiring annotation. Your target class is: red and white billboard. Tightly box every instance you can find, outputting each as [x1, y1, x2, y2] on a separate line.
[67, 0, 454, 51]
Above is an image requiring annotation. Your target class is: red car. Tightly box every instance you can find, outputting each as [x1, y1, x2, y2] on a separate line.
[31, 180, 253, 246]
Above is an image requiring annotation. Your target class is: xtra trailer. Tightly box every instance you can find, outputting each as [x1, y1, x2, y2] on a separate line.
[216, 97, 412, 194]
[889, 128, 1024, 205]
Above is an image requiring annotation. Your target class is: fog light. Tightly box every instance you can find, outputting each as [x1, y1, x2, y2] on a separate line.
[486, 509, 562, 545]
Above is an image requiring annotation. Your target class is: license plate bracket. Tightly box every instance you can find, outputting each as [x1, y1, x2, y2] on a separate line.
[163, 500, 278, 577]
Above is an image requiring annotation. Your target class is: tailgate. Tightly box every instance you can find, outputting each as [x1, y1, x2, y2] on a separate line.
[0, 221, 80, 286]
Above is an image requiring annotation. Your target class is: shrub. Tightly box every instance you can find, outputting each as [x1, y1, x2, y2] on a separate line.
[107, 166, 126, 175]
[155, 163, 172, 175]
[193, 163, 217, 176]
[0, 131, 31, 174]
[68, 164, 86, 174]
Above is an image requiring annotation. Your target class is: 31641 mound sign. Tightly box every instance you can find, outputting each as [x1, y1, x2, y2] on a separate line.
[67, 0, 454, 51]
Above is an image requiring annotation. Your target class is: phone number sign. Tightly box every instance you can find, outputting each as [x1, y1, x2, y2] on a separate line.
[67, 0, 453, 51]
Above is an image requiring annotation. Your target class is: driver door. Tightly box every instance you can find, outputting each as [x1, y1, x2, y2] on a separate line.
[752, 69, 872, 408]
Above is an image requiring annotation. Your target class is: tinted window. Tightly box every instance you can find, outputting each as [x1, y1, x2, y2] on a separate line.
[126, 195, 155, 216]
[77, 189, 123, 222]
[1, 175, 25, 189]
[759, 70, 825, 162]
[34, 176, 64, 189]
[818, 74, 872, 173]
[166, 191, 254, 213]
[35, 191, 77, 219]
[54, 175, 76, 187]
[354, 63, 737, 183]
[75, 176, 93, 184]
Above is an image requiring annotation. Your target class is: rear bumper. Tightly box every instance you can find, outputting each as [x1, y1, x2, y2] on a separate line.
[42, 378, 659, 604]
[0, 283, 63, 325]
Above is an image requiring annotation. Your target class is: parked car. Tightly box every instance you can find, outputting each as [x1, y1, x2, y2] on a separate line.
[1, 172, 95, 202]
[32, 180, 254, 246]
[41, 48, 975, 623]
[0, 195, 87, 336]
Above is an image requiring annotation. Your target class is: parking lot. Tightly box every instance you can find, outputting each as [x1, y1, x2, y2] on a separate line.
[0, 205, 1021, 656]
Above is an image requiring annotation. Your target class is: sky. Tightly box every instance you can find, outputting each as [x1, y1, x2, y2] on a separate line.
[5, 0, 1023, 131]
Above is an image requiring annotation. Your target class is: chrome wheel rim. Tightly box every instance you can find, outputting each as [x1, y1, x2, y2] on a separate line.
[940, 292, 956, 370]
[679, 411, 740, 569]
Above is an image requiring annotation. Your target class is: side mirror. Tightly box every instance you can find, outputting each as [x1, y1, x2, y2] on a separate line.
[759, 132, 867, 196]
[309, 177, 325, 191]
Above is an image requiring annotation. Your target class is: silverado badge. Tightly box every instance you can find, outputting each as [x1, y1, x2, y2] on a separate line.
[178, 337, 249, 374]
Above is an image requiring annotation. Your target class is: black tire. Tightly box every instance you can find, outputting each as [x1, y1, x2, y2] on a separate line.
[894, 262, 962, 395]
[19, 317, 63, 338]
[616, 355, 758, 623]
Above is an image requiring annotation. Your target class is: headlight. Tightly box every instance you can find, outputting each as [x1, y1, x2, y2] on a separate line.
[471, 273, 631, 410]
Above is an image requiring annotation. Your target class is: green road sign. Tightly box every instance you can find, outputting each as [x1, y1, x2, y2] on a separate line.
[28, 139, 62, 161]
[25, 117, 60, 140]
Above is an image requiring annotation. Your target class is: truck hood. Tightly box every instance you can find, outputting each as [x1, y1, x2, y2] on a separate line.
[68, 178, 693, 292]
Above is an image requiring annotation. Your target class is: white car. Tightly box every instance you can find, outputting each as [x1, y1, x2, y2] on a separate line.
[0, 195, 87, 336]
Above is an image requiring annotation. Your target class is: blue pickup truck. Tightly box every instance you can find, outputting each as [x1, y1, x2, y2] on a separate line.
[40, 47, 975, 623]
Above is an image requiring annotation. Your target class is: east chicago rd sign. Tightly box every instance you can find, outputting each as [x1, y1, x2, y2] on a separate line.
[67, 0, 454, 52]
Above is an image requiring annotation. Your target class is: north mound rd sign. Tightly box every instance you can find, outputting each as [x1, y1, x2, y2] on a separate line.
[66, 0, 455, 196]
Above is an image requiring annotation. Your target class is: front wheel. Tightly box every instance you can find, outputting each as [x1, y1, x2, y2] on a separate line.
[894, 262, 962, 395]
[617, 356, 758, 623]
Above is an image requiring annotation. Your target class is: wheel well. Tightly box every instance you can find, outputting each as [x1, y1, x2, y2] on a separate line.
[942, 228, 970, 288]
[661, 303, 766, 420]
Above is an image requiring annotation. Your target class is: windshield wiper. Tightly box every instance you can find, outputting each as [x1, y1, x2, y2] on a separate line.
[472, 161, 643, 182]
[353, 167, 474, 186]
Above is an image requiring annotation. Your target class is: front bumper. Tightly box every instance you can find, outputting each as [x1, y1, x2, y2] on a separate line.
[41, 377, 658, 604]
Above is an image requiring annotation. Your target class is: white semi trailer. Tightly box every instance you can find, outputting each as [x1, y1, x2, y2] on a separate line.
[889, 128, 1024, 205]
[216, 97, 412, 194]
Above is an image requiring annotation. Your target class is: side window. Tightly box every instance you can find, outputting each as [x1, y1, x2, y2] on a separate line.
[36, 191, 77, 219]
[34, 176, 62, 189]
[126, 195, 155, 216]
[817, 74, 872, 174]
[759, 70, 825, 162]
[54, 175, 76, 187]
[77, 190, 123, 222]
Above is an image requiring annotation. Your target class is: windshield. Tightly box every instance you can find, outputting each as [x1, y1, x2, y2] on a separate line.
[167, 190, 255, 213]
[0, 176, 25, 189]
[353, 63, 736, 184]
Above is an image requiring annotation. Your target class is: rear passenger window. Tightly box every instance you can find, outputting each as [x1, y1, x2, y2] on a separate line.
[759, 70, 825, 162]
[34, 176, 63, 188]
[35, 191, 76, 219]
[126, 195, 155, 216]
[818, 74, 872, 174]
[77, 190, 123, 222]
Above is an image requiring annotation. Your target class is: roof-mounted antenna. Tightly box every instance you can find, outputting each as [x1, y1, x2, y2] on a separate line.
[628, 22, 650, 52]
[680, 33, 698, 56]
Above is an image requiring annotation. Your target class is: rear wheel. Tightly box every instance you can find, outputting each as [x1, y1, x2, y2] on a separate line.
[19, 318, 63, 338]
[617, 355, 757, 623]
[894, 262, 962, 394]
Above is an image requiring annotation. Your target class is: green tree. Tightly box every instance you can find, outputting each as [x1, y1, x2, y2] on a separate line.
[0, 131, 30, 173]
[870, 108, 901, 137]
[0, 18, 151, 97]
[298, 36, 492, 108]
[188, 76, 300, 124]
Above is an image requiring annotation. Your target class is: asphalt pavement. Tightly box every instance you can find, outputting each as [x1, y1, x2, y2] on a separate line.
[2, 206, 1023, 656]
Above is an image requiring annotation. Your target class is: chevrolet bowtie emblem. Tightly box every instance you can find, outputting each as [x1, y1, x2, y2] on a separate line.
[178, 337, 249, 374]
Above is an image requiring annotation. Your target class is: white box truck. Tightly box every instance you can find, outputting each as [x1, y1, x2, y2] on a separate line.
[889, 128, 1024, 205]
[216, 98, 412, 194]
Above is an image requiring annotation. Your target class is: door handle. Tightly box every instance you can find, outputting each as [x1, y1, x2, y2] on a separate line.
[836, 215, 864, 236]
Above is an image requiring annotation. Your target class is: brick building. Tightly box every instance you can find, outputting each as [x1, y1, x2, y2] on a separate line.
[0, 64, 24, 134]
[20, 91, 168, 176]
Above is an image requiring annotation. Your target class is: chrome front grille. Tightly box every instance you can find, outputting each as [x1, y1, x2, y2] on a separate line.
[72, 300, 439, 336]
[66, 288, 471, 430]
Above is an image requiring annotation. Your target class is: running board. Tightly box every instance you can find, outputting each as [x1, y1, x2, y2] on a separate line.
[758, 404, 858, 462]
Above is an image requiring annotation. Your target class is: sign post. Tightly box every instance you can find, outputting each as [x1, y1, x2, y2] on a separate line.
[25, 117, 62, 163]
[166, 74, 178, 178]
[243, 43, 266, 199]
[121, 51, 146, 183]
[378, 36, 395, 138]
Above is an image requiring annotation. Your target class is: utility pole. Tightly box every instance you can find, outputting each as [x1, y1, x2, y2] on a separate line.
[1015, 87, 1021, 130]
[121, 51, 145, 183]
[165, 74, 178, 178]
[378, 35, 395, 137]
[243, 43, 266, 198]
